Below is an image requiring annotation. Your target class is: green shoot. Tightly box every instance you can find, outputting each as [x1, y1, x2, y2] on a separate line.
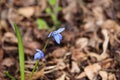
[46, 0, 62, 29]
[48, 0, 56, 6]
[37, 19, 49, 30]
[28, 60, 39, 80]
[13, 23, 25, 80]
[42, 39, 49, 52]
[28, 39, 49, 80]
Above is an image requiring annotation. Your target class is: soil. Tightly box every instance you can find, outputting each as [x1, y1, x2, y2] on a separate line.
[0, 0, 120, 80]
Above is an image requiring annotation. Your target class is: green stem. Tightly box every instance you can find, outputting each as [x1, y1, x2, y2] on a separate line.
[42, 39, 49, 52]
[28, 60, 39, 80]
[5, 71, 16, 80]
[28, 39, 49, 80]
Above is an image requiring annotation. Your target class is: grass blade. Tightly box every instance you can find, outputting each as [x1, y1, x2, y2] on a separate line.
[13, 23, 25, 80]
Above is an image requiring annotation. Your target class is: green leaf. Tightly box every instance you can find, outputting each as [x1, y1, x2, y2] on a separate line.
[51, 13, 57, 23]
[56, 6, 62, 12]
[51, 13, 60, 26]
[45, 8, 52, 14]
[48, 0, 56, 6]
[37, 19, 48, 30]
[13, 23, 25, 80]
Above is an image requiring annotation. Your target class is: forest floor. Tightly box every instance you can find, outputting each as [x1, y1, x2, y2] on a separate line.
[0, 0, 120, 80]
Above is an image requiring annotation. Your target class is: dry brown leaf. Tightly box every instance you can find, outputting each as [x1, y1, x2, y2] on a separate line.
[2, 32, 18, 53]
[101, 29, 109, 54]
[52, 48, 66, 58]
[24, 41, 41, 56]
[92, 6, 104, 26]
[100, 29, 109, 61]
[76, 72, 86, 79]
[93, 0, 112, 8]
[56, 72, 66, 80]
[83, 16, 96, 32]
[99, 71, 108, 80]
[18, 7, 34, 18]
[87, 52, 100, 61]
[101, 58, 113, 69]
[84, 63, 101, 80]
[8, 9, 24, 23]
[26, 68, 44, 80]
[57, 59, 66, 70]
[13, 0, 36, 6]
[108, 73, 116, 80]
[117, 12, 120, 19]
[34, 0, 47, 16]
[75, 37, 88, 49]
[2, 32, 17, 43]
[115, 32, 120, 44]
[1, 58, 15, 67]
[88, 32, 102, 49]
[88, 29, 110, 61]
[34, 6, 43, 17]
[0, 65, 5, 80]
[0, 20, 8, 31]
[72, 49, 87, 62]
[62, 0, 77, 24]
[44, 65, 58, 74]
[102, 20, 120, 33]
[71, 61, 80, 73]
[37, 0, 47, 12]
[62, 31, 75, 42]
[0, 49, 3, 61]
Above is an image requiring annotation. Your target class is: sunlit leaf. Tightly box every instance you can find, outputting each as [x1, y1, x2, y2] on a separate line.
[13, 23, 25, 80]
[45, 8, 52, 14]
[56, 6, 62, 12]
[37, 19, 48, 30]
[48, 0, 56, 6]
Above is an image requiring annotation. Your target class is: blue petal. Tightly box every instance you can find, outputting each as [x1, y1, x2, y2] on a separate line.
[34, 52, 41, 60]
[36, 49, 43, 54]
[56, 28, 65, 33]
[53, 34, 61, 44]
[48, 32, 52, 37]
[58, 34, 62, 40]
[39, 52, 44, 59]
[34, 49, 44, 60]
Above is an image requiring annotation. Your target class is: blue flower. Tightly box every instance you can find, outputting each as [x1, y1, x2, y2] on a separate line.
[48, 28, 65, 44]
[34, 49, 44, 60]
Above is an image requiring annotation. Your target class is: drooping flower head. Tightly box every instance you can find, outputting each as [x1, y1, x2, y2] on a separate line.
[34, 49, 44, 60]
[48, 28, 65, 44]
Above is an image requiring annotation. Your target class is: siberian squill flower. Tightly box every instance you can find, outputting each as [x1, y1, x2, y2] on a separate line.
[48, 28, 65, 44]
[34, 49, 44, 60]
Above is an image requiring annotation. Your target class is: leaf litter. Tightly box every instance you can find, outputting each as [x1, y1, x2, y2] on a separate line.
[0, 0, 120, 80]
